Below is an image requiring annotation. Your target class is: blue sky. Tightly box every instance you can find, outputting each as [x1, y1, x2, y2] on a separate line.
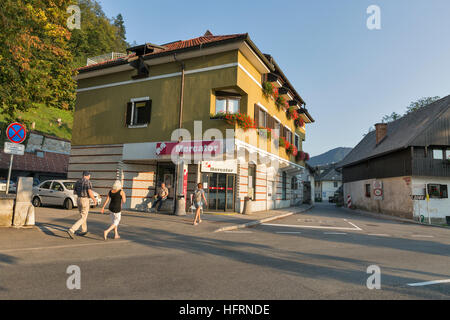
[98, 0, 450, 157]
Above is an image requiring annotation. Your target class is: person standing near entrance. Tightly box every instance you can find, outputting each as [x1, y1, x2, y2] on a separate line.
[101, 180, 126, 240]
[193, 183, 207, 226]
[151, 182, 169, 212]
[67, 171, 97, 239]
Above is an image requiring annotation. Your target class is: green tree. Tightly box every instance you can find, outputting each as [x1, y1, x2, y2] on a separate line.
[0, 0, 76, 120]
[381, 112, 401, 123]
[68, 0, 128, 68]
[405, 96, 440, 114]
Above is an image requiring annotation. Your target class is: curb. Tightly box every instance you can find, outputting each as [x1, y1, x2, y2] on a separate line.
[341, 207, 450, 230]
[214, 205, 314, 233]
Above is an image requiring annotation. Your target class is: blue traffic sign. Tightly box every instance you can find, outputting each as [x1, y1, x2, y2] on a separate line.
[6, 123, 27, 144]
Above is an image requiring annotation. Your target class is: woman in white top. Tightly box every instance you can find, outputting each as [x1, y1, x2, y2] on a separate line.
[101, 180, 126, 240]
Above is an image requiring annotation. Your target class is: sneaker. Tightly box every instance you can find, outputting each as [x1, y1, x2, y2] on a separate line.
[66, 230, 75, 239]
[78, 232, 88, 237]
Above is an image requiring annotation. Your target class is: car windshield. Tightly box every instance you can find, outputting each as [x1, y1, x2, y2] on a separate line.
[63, 182, 76, 190]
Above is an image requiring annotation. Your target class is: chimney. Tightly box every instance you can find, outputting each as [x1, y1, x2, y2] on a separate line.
[375, 123, 387, 145]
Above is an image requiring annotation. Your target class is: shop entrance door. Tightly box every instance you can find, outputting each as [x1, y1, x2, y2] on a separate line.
[202, 173, 235, 211]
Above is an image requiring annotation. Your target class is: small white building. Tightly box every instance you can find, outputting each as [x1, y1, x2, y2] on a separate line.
[313, 165, 342, 201]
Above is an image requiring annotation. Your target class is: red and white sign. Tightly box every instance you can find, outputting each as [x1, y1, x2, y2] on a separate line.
[373, 181, 383, 200]
[156, 140, 222, 156]
[201, 159, 238, 174]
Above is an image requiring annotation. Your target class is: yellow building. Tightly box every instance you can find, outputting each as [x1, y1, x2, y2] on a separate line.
[70, 31, 314, 213]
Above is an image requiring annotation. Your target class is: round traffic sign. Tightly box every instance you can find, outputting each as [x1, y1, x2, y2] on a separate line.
[6, 123, 27, 144]
[374, 189, 383, 197]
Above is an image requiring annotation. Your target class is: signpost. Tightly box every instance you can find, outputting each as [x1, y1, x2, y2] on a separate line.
[4, 123, 26, 194]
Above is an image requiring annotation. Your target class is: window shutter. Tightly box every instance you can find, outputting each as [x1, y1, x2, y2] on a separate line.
[143, 100, 152, 124]
[254, 104, 259, 127]
[126, 102, 132, 126]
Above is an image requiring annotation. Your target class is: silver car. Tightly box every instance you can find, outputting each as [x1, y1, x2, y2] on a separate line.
[32, 180, 102, 210]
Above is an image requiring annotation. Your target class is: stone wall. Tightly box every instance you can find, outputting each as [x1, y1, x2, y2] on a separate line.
[26, 133, 71, 155]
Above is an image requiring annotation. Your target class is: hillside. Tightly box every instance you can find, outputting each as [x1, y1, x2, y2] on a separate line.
[307, 147, 353, 167]
[0, 104, 73, 143]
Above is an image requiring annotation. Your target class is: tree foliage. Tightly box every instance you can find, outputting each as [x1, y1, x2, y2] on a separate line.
[68, 0, 128, 68]
[0, 0, 77, 119]
[380, 96, 441, 124]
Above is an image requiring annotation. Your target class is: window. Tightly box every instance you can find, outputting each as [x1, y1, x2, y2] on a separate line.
[126, 98, 152, 127]
[295, 134, 299, 150]
[427, 184, 448, 199]
[51, 182, 64, 192]
[248, 164, 256, 201]
[446, 149, 450, 160]
[433, 149, 443, 160]
[365, 184, 371, 198]
[216, 97, 240, 114]
[40, 181, 51, 189]
[291, 176, 298, 190]
[285, 128, 292, 144]
[282, 171, 287, 200]
[334, 182, 338, 188]
[63, 182, 75, 191]
[259, 109, 267, 128]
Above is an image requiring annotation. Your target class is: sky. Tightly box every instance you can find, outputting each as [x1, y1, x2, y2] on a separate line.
[97, 0, 450, 157]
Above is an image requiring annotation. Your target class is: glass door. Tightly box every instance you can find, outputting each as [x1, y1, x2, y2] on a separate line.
[201, 173, 235, 211]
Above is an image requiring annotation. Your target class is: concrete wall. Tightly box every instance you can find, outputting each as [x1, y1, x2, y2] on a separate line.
[26, 133, 70, 155]
[411, 176, 450, 224]
[0, 198, 14, 227]
[344, 176, 414, 219]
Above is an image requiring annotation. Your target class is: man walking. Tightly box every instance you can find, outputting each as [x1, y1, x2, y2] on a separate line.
[67, 171, 97, 239]
[151, 182, 169, 212]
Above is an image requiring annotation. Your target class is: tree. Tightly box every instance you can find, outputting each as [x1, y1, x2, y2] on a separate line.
[0, 0, 77, 119]
[68, 0, 129, 68]
[381, 112, 401, 123]
[405, 96, 440, 114]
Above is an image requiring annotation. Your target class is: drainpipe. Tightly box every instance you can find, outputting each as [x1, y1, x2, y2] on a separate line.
[173, 53, 186, 216]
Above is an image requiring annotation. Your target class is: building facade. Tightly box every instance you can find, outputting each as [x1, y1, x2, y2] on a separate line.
[69, 32, 314, 213]
[313, 164, 342, 201]
[340, 95, 450, 223]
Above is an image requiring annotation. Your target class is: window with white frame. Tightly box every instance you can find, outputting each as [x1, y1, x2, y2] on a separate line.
[126, 97, 152, 127]
[433, 149, 443, 160]
[259, 108, 267, 127]
[285, 127, 292, 144]
[215, 96, 240, 114]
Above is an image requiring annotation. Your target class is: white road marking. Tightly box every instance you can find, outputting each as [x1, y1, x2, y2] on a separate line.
[224, 231, 253, 234]
[324, 232, 347, 235]
[347, 221, 363, 231]
[263, 223, 362, 231]
[407, 279, 450, 287]
[411, 235, 434, 238]
[276, 232, 302, 234]
[0, 240, 132, 254]
[368, 234, 390, 237]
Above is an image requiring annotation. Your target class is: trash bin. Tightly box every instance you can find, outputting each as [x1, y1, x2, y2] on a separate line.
[446, 216, 450, 226]
[243, 196, 252, 215]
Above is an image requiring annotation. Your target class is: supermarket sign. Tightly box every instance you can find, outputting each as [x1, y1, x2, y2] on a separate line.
[156, 140, 222, 156]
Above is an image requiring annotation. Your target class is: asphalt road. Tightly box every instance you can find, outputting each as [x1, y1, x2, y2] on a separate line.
[0, 203, 449, 299]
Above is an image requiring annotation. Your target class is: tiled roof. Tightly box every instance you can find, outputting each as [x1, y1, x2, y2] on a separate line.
[0, 150, 69, 174]
[77, 33, 247, 73]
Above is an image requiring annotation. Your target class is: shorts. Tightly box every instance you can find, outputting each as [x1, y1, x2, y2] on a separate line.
[110, 212, 122, 227]
[194, 201, 203, 209]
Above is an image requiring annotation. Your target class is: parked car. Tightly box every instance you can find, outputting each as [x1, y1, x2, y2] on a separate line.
[32, 180, 102, 210]
[0, 180, 17, 193]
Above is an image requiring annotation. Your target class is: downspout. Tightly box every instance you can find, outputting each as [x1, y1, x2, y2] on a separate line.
[173, 53, 185, 129]
[173, 53, 186, 215]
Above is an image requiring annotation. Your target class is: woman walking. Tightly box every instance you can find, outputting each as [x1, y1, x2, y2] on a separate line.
[101, 180, 126, 240]
[192, 183, 208, 226]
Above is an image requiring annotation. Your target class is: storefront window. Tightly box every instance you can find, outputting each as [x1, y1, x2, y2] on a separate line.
[248, 164, 256, 201]
[282, 171, 287, 200]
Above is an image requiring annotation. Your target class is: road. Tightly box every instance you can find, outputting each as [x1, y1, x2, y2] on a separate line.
[0, 202, 449, 299]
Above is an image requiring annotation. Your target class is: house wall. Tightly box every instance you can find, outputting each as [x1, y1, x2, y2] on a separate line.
[343, 176, 414, 219]
[321, 180, 342, 200]
[411, 176, 450, 224]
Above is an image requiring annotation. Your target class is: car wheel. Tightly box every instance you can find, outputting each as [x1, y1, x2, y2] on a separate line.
[64, 198, 73, 210]
[32, 197, 41, 207]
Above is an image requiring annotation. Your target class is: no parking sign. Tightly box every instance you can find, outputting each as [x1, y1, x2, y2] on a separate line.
[6, 123, 27, 144]
[373, 180, 383, 200]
